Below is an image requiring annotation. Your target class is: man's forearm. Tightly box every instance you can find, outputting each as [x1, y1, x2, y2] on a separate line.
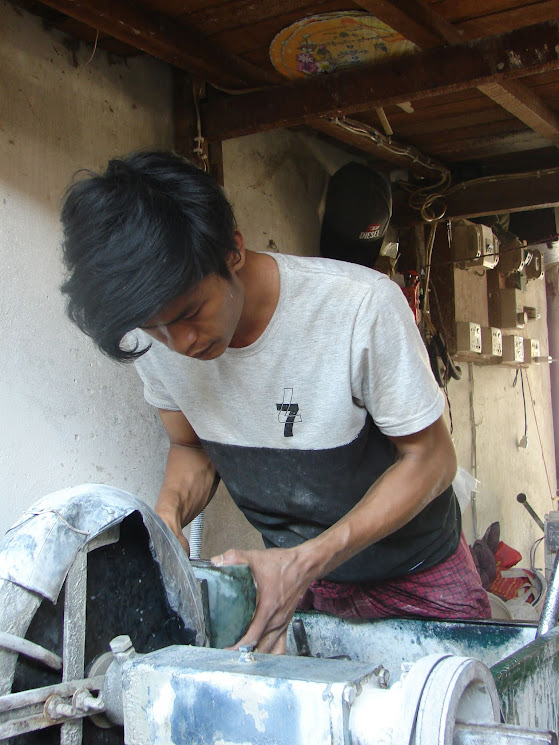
[156, 443, 219, 530]
[295, 418, 457, 581]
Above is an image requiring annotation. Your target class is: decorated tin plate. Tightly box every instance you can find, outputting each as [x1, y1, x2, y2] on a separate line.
[270, 11, 417, 79]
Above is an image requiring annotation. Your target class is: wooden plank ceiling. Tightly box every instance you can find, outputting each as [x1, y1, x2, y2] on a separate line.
[14, 0, 559, 189]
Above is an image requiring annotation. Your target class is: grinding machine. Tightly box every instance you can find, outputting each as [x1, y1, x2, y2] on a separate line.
[0, 485, 558, 745]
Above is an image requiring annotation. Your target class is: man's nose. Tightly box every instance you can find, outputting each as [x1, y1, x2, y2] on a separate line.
[163, 325, 198, 356]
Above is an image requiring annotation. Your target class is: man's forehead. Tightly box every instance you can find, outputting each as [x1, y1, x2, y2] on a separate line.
[141, 286, 202, 329]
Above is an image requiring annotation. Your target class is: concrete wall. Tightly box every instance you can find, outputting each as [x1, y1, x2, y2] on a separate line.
[0, 1, 173, 531]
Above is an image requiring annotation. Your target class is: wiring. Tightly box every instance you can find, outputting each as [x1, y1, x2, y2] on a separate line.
[192, 80, 209, 173]
[327, 116, 559, 225]
[424, 237, 556, 271]
[512, 368, 528, 444]
[524, 370, 556, 504]
[468, 362, 479, 540]
[329, 116, 450, 188]
[530, 536, 544, 573]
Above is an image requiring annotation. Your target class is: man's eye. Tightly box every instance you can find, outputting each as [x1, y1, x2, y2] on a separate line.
[181, 307, 200, 321]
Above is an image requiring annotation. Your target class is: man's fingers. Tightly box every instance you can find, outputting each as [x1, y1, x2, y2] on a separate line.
[211, 549, 249, 566]
[256, 628, 287, 655]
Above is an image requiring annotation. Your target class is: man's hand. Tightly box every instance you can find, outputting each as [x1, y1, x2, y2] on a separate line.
[211, 546, 315, 654]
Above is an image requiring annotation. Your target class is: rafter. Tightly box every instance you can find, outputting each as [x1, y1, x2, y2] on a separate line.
[37, 0, 278, 89]
[393, 167, 559, 224]
[355, 0, 559, 146]
[201, 21, 559, 142]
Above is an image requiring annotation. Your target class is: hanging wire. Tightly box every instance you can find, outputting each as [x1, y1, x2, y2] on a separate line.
[329, 116, 450, 195]
[524, 370, 555, 504]
[530, 536, 544, 573]
[85, 29, 99, 66]
[327, 116, 559, 227]
[192, 81, 209, 173]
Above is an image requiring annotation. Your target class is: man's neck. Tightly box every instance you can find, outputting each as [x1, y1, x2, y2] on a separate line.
[229, 250, 280, 348]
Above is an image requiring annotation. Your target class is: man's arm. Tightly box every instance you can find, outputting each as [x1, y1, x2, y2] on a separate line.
[156, 409, 219, 553]
[215, 415, 457, 653]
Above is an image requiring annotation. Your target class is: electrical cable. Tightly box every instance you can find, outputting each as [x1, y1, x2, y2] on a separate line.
[192, 80, 209, 173]
[524, 370, 556, 504]
[329, 116, 450, 187]
[530, 536, 544, 574]
[468, 362, 478, 540]
[328, 116, 559, 225]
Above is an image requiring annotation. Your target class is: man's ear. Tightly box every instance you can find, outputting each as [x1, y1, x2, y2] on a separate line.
[228, 231, 246, 272]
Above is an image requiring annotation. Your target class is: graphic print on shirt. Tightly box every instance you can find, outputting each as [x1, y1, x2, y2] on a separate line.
[276, 387, 302, 437]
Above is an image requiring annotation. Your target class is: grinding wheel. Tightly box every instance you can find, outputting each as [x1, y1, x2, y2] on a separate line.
[0, 485, 206, 745]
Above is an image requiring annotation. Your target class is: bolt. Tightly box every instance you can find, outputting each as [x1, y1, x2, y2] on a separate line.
[238, 643, 256, 663]
[73, 689, 105, 713]
[374, 665, 390, 689]
[44, 695, 75, 722]
[109, 635, 134, 657]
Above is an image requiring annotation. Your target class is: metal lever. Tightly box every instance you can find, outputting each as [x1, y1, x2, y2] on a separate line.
[517, 493, 545, 531]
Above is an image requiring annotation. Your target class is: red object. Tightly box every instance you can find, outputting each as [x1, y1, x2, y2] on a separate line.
[402, 270, 421, 324]
[494, 540, 522, 570]
[297, 533, 491, 620]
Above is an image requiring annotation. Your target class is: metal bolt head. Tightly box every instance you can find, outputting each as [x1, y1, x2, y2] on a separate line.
[109, 635, 134, 656]
[374, 665, 390, 689]
[238, 643, 256, 663]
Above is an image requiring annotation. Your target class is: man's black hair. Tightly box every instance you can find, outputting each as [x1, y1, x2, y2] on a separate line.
[60, 151, 237, 361]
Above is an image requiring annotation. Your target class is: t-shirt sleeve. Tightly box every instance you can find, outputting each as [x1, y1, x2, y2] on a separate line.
[129, 333, 181, 411]
[351, 276, 444, 437]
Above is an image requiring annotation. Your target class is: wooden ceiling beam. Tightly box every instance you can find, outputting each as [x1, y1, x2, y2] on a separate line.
[356, 0, 559, 146]
[394, 167, 559, 224]
[477, 80, 559, 146]
[201, 21, 559, 141]
[353, 0, 463, 47]
[307, 119, 445, 177]
[36, 0, 277, 89]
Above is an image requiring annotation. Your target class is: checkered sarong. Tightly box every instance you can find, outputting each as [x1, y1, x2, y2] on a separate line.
[298, 533, 491, 620]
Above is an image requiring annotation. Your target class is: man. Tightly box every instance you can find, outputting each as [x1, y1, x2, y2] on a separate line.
[60, 151, 490, 654]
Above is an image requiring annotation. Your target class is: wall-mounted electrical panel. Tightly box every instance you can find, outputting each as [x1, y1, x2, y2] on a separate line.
[481, 327, 503, 358]
[492, 288, 538, 330]
[502, 335, 525, 364]
[456, 321, 482, 354]
[525, 249, 544, 281]
[452, 220, 499, 270]
[523, 338, 541, 363]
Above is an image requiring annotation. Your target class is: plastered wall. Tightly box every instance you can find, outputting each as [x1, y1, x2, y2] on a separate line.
[0, 1, 173, 531]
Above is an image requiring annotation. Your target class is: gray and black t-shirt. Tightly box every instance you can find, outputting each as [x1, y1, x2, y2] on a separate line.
[133, 254, 459, 582]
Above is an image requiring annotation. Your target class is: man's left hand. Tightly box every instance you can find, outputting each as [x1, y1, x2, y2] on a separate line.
[210, 546, 314, 654]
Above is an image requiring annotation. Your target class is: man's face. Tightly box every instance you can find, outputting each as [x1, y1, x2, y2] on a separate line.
[140, 271, 245, 360]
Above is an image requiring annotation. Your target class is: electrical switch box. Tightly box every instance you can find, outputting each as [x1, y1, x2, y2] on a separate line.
[456, 321, 482, 353]
[523, 338, 541, 363]
[498, 239, 528, 275]
[494, 289, 537, 329]
[481, 327, 502, 357]
[452, 220, 499, 270]
[525, 249, 544, 281]
[502, 335, 525, 364]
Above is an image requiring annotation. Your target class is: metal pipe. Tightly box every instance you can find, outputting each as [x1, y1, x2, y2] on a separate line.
[454, 722, 557, 744]
[516, 493, 545, 531]
[537, 549, 559, 636]
[0, 632, 62, 672]
[0, 676, 104, 714]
